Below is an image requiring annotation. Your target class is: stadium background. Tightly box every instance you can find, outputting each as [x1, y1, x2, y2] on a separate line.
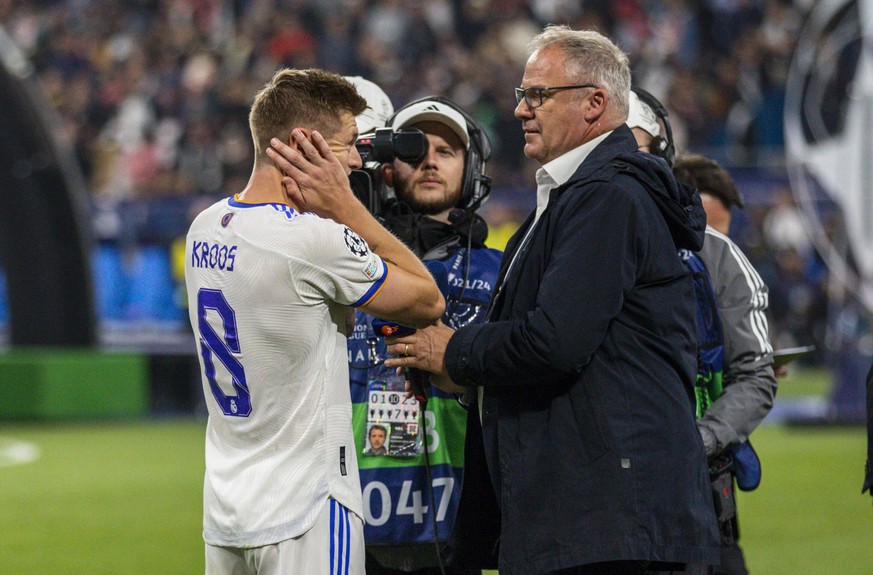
[0, 1, 870, 573]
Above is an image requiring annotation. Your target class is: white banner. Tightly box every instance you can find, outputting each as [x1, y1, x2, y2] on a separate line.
[785, 0, 873, 311]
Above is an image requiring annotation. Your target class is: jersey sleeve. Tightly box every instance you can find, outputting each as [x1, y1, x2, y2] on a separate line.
[291, 216, 388, 307]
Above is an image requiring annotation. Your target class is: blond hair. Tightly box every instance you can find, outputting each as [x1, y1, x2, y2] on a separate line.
[249, 68, 367, 161]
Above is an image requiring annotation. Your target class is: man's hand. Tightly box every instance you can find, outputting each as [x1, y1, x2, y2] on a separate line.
[384, 321, 466, 394]
[266, 129, 357, 219]
[266, 129, 444, 329]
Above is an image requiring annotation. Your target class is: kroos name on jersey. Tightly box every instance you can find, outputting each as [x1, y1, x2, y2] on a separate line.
[191, 240, 238, 271]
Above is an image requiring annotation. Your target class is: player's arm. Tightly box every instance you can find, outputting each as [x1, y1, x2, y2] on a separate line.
[697, 230, 777, 455]
[267, 130, 444, 328]
[358, 261, 445, 329]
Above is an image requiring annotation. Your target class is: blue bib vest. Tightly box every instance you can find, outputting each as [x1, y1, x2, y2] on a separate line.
[349, 245, 501, 545]
[679, 249, 725, 418]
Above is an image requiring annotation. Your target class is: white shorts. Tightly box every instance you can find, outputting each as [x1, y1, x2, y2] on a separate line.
[205, 499, 364, 575]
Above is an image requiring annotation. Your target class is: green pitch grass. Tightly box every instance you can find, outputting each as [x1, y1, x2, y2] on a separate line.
[739, 426, 871, 574]
[0, 388, 869, 574]
[735, 365, 873, 574]
[0, 419, 206, 575]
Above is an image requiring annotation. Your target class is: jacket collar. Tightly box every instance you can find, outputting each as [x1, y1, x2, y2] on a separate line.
[553, 124, 640, 196]
[547, 124, 706, 251]
[540, 131, 612, 188]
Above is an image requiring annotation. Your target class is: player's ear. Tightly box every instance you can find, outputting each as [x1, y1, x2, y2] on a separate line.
[286, 127, 312, 153]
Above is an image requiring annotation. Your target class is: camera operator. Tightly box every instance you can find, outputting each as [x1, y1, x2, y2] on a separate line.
[347, 95, 502, 575]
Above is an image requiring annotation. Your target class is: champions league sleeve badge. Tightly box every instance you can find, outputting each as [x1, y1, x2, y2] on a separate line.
[344, 226, 370, 258]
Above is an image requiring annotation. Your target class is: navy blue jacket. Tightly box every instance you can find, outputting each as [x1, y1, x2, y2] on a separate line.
[445, 125, 720, 574]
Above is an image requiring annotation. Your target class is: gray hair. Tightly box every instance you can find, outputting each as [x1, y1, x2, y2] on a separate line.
[528, 25, 631, 119]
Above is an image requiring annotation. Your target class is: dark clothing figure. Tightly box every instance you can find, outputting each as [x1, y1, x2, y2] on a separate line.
[444, 126, 720, 574]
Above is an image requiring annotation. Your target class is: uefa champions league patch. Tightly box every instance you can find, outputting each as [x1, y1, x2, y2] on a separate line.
[343, 227, 369, 258]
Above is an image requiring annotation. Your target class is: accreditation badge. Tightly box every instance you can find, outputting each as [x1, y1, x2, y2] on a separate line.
[364, 378, 422, 458]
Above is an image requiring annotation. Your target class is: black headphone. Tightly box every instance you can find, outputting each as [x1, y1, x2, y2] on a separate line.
[387, 95, 492, 211]
[632, 87, 676, 168]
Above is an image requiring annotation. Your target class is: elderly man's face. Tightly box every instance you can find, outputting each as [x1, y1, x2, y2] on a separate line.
[514, 45, 596, 164]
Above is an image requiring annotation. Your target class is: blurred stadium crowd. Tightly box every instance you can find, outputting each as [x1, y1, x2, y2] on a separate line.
[2, 0, 804, 187]
[0, 0, 858, 375]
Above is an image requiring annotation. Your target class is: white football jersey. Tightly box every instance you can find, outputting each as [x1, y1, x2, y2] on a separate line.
[185, 196, 387, 548]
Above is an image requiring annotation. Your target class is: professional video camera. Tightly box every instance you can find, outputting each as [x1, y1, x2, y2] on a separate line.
[350, 127, 428, 217]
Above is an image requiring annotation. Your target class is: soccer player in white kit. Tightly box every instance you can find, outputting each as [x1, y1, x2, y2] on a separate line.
[185, 68, 445, 575]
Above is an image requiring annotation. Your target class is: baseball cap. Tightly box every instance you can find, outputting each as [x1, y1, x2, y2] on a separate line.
[627, 90, 661, 138]
[389, 99, 470, 149]
[345, 76, 394, 135]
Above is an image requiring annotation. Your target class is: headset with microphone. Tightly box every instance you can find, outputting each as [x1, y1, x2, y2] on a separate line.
[631, 87, 676, 168]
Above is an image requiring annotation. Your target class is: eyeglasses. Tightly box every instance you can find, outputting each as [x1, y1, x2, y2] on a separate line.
[514, 84, 600, 109]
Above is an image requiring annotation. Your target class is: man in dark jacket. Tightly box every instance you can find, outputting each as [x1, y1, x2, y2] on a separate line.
[384, 25, 720, 575]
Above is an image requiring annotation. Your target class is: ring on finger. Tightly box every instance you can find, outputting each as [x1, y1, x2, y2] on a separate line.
[404, 344, 409, 357]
